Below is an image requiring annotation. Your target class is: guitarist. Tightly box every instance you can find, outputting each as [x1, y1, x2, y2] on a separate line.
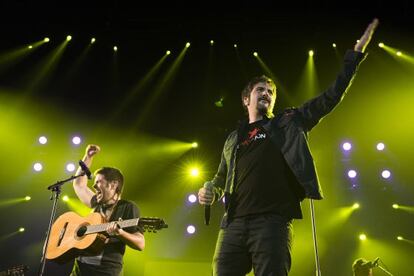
[71, 144, 145, 276]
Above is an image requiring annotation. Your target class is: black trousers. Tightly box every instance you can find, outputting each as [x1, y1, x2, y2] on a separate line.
[213, 214, 293, 276]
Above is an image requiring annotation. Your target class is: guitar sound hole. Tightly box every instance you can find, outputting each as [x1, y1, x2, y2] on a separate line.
[77, 226, 87, 237]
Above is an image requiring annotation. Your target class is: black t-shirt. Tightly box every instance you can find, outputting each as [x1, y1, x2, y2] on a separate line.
[232, 119, 303, 220]
[74, 198, 142, 275]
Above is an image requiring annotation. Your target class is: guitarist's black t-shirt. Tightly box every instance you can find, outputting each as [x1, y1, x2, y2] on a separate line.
[73, 198, 142, 275]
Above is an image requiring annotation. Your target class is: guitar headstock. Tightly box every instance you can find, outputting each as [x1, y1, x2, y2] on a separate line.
[139, 217, 168, 233]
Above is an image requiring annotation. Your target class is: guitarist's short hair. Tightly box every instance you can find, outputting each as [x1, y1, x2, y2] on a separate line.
[95, 167, 124, 194]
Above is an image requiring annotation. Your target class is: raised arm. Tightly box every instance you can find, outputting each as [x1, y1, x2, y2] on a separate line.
[73, 144, 101, 207]
[297, 18, 379, 131]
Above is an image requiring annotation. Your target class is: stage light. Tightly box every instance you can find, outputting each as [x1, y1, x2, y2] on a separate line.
[25, 196, 31, 201]
[253, 52, 258, 57]
[392, 204, 399, 209]
[215, 97, 224, 107]
[38, 136, 48, 145]
[308, 50, 314, 57]
[66, 163, 76, 172]
[91, 38, 96, 44]
[62, 195, 69, 202]
[19, 227, 25, 233]
[378, 42, 384, 48]
[381, 170, 391, 179]
[72, 136, 81, 145]
[28, 45, 33, 49]
[166, 50, 171, 55]
[397, 236, 403, 240]
[44, 37, 50, 42]
[359, 234, 367, 241]
[186, 42, 191, 48]
[347, 170, 357, 178]
[352, 203, 360, 209]
[210, 40, 214, 45]
[396, 51, 402, 56]
[342, 142, 352, 151]
[188, 194, 197, 203]
[234, 44, 237, 48]
[191, 142, 198, 148]
[376, 142, 385, 151]
[356, 40, 360, 43]
[186, 225, 196, 234]
[113, 46, 118, 52]
[33, 162, 43, 172]
[332, 43, 337, 48]
[190, 168, 199, 177]
[66, 35, 72, 41]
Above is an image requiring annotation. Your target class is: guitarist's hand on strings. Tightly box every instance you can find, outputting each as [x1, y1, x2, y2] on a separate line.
[106, 219, 123, 237]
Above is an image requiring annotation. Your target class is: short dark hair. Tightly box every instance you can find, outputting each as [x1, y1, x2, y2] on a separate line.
[94, 167, 124, 194]
[241, 75, 277, 116]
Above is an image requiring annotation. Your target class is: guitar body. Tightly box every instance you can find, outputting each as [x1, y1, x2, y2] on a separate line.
[46, 212, 107, 263]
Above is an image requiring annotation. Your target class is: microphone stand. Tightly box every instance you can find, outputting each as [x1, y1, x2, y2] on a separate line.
[309, 199, 322, 276]
[38, 172, 87, 276]
[376, 264, 394, 276]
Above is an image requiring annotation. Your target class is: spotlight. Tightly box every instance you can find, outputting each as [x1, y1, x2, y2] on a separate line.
[44, 37, 50, 42]
[347, 170, 357, 178]
[253, 52, 258, 57]
[378, 42, 384, 48]
[359, 234, 367, 241]
[91, 38, 96, 44]
[210, 40, 214, 45]
[66, 35, 72, 41]
[66, 163, 76, 172]
[396, 51, 402, 56]
[352, 203, 360, 209]
[397, 236, 403, 240]
[38, 136, 48, 145]
[234, 44, 237, 48]
[113, 46, 118, 52]
[392, 204, 399, 209]
[28, 45, 33, 49]
[332, 43, 337, 48]
[376, 142, 385, 151]
[342, 142, 352, 151]
[62, 195, 69, 202]
[166, 50, 171, 55]
[308, 50, 314, 57]
[191, 142, 198, 148]
[25, 196, 31, 201]
[33, 162, 43, 172]
[190, 168, 199, 177]
[186, 225, 196, 234]
[72, 136, 81, 145]
[19, 227, 25, 233]
[381, 170, 391, 179]
[186, 42, 191, 48]
[188, 194, 197, 203]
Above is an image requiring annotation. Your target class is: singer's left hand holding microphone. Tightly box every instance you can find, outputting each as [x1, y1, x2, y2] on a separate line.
[198, 183, 215, 205]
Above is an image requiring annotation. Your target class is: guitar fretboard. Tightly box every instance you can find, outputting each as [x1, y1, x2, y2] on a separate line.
[85, 218, 139, 234]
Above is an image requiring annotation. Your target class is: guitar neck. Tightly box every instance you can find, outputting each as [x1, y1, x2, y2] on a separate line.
[86, 218, 139, 235]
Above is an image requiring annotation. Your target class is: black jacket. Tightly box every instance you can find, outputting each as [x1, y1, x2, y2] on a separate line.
[208, 50, 366, 226]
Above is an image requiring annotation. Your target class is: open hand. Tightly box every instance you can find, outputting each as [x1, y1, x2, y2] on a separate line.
[354, 18, 379, 53]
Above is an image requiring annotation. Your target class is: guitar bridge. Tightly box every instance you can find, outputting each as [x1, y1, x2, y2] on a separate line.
[57, 222, 68, 247]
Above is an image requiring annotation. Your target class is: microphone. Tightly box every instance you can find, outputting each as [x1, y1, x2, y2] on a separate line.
[371, 257, 380, 268]
[203, 181, 213, 225]
[79, 160, 92, 179]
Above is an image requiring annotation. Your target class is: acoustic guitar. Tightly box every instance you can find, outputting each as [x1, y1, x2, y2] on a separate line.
[46, 211, 167, 263]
